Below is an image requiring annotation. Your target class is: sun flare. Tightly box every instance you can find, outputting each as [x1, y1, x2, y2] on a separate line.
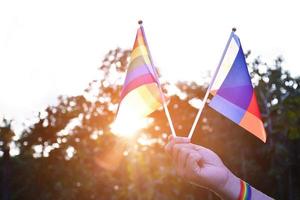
[110, 113, 151, 138]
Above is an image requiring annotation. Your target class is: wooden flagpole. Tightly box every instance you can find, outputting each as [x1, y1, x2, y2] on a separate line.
[187, 28, 237, 139]
[138, 20, 176, 137]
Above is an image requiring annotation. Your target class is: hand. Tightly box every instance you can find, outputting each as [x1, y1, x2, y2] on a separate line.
[165, 136, 238, 198]
[165, 136, 274, 200]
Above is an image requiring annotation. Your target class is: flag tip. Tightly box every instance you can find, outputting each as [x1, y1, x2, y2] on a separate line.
[232, 27, 237, 32]
[138, 20, 143, 25]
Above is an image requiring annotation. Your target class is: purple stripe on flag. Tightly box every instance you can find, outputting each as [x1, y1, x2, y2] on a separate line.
[217, 85, 253, 110]
[120, 74, 156, 100]
[216, 47, 253, 110]
[124, 65, 152, 86]
[209, 94, 246, 124]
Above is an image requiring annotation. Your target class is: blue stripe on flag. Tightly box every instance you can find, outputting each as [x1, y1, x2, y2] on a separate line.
[209, 94, 246, 124]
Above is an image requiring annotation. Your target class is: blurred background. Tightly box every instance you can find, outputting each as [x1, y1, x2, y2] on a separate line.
[1, 0, 300, 199]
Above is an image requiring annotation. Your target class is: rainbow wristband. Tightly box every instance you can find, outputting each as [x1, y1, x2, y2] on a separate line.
[238, 180, 252, 200]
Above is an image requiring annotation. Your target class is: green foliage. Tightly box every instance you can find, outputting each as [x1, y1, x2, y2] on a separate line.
[1, 49, 299, 200]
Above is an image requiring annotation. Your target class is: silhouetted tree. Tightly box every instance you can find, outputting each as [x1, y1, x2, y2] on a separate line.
[0, 119, 15, 200]
[1, 48, 299, 200]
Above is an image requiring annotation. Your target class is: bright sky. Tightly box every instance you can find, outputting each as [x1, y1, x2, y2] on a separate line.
[1, 0, 299, 131]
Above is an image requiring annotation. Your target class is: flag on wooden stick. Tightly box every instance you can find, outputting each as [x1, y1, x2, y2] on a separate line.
[188, 29, 266, 143]
[114, 21, 176, 137]
[208, 30, 267, 142]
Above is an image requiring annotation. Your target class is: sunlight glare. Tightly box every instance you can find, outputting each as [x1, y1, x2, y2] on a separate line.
[110, 113, 150, 138]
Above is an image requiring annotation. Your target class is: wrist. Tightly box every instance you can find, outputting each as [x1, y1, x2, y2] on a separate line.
[216, 171, 240, 200]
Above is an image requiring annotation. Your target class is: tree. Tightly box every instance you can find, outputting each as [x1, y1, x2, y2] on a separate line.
[250, 56, 300, 199]
[0, 118, 14, 200]
[2, 48, 299, 200]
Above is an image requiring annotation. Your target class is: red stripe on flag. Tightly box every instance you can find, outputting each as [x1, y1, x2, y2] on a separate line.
[246, 92, 261, 119]
[120, 74, 156, 100]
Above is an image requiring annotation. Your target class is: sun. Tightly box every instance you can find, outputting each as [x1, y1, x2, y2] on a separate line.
[110, 113, 150, 138]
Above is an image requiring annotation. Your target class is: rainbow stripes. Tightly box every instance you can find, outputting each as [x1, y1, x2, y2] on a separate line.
[238, 180, 252, 200]
[115, 26, 163, 123]
[208, 31, 267, 142]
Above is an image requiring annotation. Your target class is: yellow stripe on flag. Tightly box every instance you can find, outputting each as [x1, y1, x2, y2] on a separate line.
[130, 45, 149, 61]
[116, 84, 162, 121]
[138, 83, 162, 112]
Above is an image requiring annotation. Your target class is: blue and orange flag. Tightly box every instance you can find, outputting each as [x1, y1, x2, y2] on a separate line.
[208, 31, 267, 142]
[114, 23, 164, 127]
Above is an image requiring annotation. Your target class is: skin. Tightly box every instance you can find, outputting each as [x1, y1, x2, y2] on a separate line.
[165, 136, 274, 200]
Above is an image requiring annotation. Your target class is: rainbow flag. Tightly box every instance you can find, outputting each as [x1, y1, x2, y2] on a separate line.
[115, 25, 164, 124]
[208, 31, 267, 142]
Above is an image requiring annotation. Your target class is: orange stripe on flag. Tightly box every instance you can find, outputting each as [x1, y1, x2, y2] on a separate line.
[133, 29, 146, 49]
[131, 45, 149, 61]
[240, 111, 266, 142]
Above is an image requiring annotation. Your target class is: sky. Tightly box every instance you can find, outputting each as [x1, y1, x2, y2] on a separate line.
[0, 0, 299, 132]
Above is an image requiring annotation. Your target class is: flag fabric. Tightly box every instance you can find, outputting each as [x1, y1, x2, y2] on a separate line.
[115, 26, 163, 123]
[208, 31, 267, 142]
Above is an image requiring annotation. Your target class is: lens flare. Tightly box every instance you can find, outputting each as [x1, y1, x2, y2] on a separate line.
[110, 112, 150, 138]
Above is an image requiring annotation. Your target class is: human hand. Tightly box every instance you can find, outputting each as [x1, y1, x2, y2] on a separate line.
[165, 136, 239, 198]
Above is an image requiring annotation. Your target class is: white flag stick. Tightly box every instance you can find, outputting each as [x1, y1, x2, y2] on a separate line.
[187, 89, 210, 139]
[162, 98, 177, 137]
[139, 20, 176, 137]
[188, 28, 236, 139]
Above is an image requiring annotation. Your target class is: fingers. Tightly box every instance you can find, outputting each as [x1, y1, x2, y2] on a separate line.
[172, 143, 193, 162]
[165, 136, 190, 155]
[165, 137, 226, 188]
[164, 136, 211, 181]
[186, 151, 203, 168]
[174, 146, 204, 181]
[186, 151, 203, 177]
[176, 147, 191, 178]
[168, 135, 191, 143]
[171, 144, 198, 177]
